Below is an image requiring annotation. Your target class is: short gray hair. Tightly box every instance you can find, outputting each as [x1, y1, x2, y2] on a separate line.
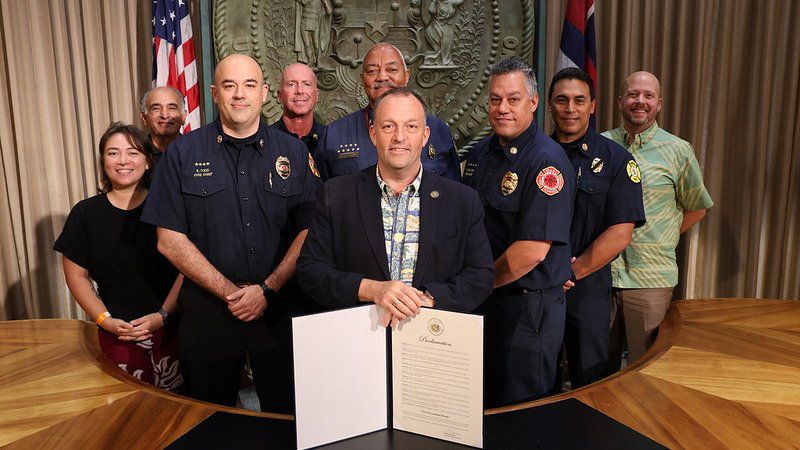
[139, 86, 186, 113]
[489, 58, 538, 96]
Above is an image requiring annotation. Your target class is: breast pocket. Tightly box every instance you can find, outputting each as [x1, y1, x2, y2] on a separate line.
[180, 177, 229, 229]
[262, 177, 302, 227]
[574, 177, 610, 242]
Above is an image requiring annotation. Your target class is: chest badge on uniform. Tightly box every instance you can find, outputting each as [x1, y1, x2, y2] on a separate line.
[591, 157, 604, 173]
[501, 171, 518, 196]
[536, 166, 564, 196]
[428, 144, 436, 159]
[308, 153, 320, 178]
[276, 156, 291, 180]
[626, 160, 642, 183]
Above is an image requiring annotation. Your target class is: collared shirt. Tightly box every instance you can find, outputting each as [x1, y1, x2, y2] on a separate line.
[316, 107, 462, 181]
[142, 119, 321, 284]
[555, 127, 645, 257]
[377, 167, 422, 285]
[270, 117, 326, 157]
[603, 122, 714, 288]
[463, 122, 576, 291]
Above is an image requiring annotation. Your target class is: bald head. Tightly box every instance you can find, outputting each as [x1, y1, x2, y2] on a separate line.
[617, 70, 663, 135]
[211, 53, 268, 137]
[278, 62, 319, 118]
[621, 71, 661, 97]
[361, 44, 411, 104]
[214, 53, 264, 85]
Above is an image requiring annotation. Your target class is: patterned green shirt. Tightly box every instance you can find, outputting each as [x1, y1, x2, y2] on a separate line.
[377, 167, 422, 285]
[602, 122, 714, 288]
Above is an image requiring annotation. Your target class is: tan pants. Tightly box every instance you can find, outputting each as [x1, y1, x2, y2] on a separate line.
[610, 287, 674, 365]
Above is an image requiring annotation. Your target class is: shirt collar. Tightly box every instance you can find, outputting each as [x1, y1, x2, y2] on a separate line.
[553, 127, 597, 158]
[623, 121, 660, 150]
[490, 121, 539, 161]
[213, 119, 268, 156]
[274, 116, 323, 141]
[376, 165, 423, 199]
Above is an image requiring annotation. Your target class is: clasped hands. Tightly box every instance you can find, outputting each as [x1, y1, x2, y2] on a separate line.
[103, 313, 164, 342]
[225, 285, 268, 322]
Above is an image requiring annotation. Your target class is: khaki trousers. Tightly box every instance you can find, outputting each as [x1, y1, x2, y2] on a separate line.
[610, 287, 674, 365]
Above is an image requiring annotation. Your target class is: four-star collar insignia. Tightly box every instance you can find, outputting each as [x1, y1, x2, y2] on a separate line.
[276, 156, 291, 180]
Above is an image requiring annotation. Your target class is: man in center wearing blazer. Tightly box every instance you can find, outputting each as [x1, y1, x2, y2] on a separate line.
[298, 87, 494, 324]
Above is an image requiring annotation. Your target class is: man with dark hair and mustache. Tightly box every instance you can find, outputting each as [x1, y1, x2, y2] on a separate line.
[315, 43, 461, 181]
[140, 86, 187, 166]
[271, 62, 326, 157]
[602, 71, 713, 369]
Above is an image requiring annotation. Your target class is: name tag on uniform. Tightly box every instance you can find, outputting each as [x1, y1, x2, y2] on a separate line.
[193, 161, 212, 177]
[337, 143, 360, 159]
[464, 162, 477, 177]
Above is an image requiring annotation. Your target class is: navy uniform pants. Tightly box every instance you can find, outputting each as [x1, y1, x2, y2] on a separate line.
[482, 285, 566, 408]
[563, 269, 612, 388]
[177, 280, 294, 414]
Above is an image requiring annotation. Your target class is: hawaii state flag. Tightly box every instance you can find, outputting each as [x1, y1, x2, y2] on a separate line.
[556, 0, 597, 111]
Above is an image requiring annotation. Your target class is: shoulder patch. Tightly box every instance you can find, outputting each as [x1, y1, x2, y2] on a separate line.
[626, 160, 642, 183]
[536, 166, 564, 196]
[308, 153, 320, 178]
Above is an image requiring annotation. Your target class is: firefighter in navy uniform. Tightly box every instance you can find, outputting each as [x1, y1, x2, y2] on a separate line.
[548, 67, 645, 388]
[142, 54, 320, 413]
[463, 59, 575, 407]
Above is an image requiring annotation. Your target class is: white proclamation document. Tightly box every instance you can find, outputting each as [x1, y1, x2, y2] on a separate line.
[293, 305, 387, 450]
[391, 308, 483, 448]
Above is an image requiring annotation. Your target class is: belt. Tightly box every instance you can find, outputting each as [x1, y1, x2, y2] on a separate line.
[493, 285, 536, 297]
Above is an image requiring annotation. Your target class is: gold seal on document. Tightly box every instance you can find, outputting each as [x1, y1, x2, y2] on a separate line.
[427, 318, 444, 336]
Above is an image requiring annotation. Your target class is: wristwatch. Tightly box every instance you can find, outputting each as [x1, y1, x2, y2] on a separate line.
[259, 282, 276, 299]
[158, 308, 171, 325]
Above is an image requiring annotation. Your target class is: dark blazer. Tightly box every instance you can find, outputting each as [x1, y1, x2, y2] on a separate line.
[297, 166, 494, 313]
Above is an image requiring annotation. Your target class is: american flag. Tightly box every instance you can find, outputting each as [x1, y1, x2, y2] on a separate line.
[152, 0, 200, 133]
[556, 0, 598, 97]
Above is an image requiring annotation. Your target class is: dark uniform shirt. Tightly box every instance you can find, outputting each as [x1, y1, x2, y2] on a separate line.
[270, 117, 326, 157]
[463, 122, 576, 291]
[556, 128, 645, 257]
[141, 119, 321, 284]
[316, 107, 461, 181]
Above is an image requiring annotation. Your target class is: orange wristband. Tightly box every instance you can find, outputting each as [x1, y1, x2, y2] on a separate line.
[95, 311, 111, 325]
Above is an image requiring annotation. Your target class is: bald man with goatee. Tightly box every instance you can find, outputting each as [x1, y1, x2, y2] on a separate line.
[602, 71, 713, 368]
[142, 54, 321, 413]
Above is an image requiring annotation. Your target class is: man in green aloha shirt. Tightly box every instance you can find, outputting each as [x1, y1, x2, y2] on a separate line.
[603, 71, 714, 367]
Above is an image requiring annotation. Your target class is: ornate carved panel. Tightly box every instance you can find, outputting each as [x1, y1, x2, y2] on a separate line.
[214, 0, 534, 154]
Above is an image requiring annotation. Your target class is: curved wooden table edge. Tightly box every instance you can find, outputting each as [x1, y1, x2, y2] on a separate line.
[486, 296, 685, 415]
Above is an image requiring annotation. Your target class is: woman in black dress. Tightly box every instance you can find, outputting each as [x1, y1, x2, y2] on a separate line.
[54, 122, 182, 390]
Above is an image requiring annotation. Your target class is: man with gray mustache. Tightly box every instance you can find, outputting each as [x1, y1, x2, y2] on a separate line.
[315, 43, 461, 181]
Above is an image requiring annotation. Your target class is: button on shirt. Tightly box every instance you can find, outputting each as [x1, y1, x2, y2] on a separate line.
[270, 117, 326, 157]
[377, 166, 422, 285]
[602, 122, 714, 288]
[556, 128, 645, 256]
[463, 122, 576, 291]
[142, 120, 321, 284]
[316, 107, 462, 181]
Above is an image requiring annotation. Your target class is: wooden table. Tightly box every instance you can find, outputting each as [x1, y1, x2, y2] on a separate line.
[1, 299, 799, 449]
